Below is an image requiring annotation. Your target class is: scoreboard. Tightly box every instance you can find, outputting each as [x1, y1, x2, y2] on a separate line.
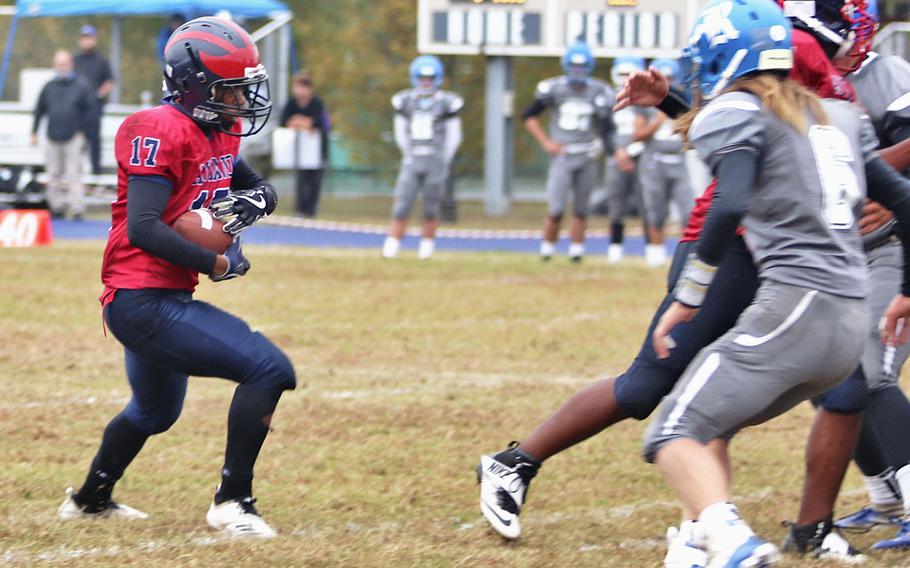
[418, 0, 702, 58]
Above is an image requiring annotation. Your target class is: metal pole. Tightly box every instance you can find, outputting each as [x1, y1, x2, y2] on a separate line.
[0, 13, 19, 100]
[276, 21, 291, 123]
[111, 16, 121, 103]
[484, 55, 513, 216]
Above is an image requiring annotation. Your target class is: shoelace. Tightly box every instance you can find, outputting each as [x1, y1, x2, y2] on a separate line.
[238, 497, 261, 517]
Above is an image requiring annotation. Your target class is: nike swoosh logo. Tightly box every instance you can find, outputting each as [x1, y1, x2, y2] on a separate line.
[240, 194, 267, 209]
[481, 500, 512, 526]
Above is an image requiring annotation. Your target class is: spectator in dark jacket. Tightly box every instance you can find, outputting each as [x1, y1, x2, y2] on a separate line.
[32, 49, 93, 219]
[280, 71, 330, 217]
[74, 25, 114, 175]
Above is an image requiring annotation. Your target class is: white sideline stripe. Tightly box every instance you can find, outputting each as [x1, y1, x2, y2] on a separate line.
[0, 373, 596, 410]
[661, 352, 721, 436]
[2, 487, 798, 565]
[733, 290, 817, 347]
[261, 214, 655, 240]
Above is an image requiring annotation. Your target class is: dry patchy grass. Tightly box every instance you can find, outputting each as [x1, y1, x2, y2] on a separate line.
[0, 242, 903, 566]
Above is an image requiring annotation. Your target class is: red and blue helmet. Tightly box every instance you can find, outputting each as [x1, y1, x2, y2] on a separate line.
[409, 55, 444, 95]
[163, 16, 271, 137]
[681, 0, 793, 100]
[778, 0, 877, 68]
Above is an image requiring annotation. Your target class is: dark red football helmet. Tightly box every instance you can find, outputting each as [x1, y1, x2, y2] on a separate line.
[163, 17, 271, 136]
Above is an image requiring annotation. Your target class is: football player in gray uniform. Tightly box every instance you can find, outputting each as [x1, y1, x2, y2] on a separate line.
[523, 41, 614, 262]
[644, 1, 910, 566]
[606, 55, 646, 263]
[382, 55, 463, 260]
[633, 58, 694, 267]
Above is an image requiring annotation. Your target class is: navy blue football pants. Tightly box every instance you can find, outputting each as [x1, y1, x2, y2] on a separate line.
[103, 289, 296, 435]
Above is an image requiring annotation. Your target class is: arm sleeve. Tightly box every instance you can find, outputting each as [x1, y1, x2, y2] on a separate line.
[601, 113, 615, 155]
[32, 87, 47, 134]
[126, 175, 218, 274]
[695, 150, 759, 266]
[311, 98, 326, 130]
[231, 157, 265, 190]
[444, 116, 462, 163]
[864, 156, 910, 295]
[522, 79, 553, 120]
[657, 86, 691, 119]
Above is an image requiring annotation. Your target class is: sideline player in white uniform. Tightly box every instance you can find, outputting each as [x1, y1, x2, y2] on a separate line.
[606, 55, 646, 263]
[643, 1, 910, 566]
[382, 55, 463, 260]
[633, 59, 694, 267]
[523, 41, 614, 263]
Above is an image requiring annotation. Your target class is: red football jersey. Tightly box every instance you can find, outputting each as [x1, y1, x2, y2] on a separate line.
[100, 105, 240, 304]
[681, 30, 856, 243]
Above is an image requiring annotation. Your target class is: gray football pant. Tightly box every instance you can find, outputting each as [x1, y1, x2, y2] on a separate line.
[45, 132, 85, 216]
[392, 155, 446, 220]
[860, 240, 910, 392]
[605, 159, 642, 226]
[643, 282, 867, 462]
[639, 157, 693, 229]
[546, 152, 599, 218]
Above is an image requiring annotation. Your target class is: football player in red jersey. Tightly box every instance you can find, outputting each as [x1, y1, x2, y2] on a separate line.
[56, 17, 294, 538]
[478, 1, 885, 563]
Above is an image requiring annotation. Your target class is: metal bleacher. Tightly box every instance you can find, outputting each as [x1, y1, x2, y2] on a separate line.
[0, 99, 126, 208]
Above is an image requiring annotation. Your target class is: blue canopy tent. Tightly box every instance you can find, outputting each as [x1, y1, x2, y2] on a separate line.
[0, 0, 293, 106]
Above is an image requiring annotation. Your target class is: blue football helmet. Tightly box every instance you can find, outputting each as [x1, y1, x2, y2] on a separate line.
[650, 58, 680, 83]
[610, 55, 646, 87]
[562, 41, 595, 85]
[681, 0, 793, 100]
[410, 55, 444, 95]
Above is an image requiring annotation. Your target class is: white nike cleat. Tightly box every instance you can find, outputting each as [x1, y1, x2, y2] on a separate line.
[477, 443, 540, 540]
[607, 243, 624, 263]
[206, 497, 277, 538]
[382, 236, 400, 258]
[57, 487, 148, 520]
[665, 522, 708, 568]
[418, 238, 435, 260]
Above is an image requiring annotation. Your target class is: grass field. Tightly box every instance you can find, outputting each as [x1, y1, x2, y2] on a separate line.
[0, 242, 904, 567]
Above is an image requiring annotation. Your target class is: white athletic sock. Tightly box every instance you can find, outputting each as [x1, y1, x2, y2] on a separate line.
[864, 471, 903, 515]
[540, 241, 556, 258]
[568, 242, 585, 259]
[699, 502, 753, 556]
[418, 238, 435, 260]
[607, 243, 624, 263]
[895, 465, 910, 517]
[645, 243, 668, 266]
[678, 519, 702, 545]
[382, 236, 400, 258]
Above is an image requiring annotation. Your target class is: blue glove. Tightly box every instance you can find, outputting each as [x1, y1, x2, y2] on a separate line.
[210, 238, 250, 282]
[211, 184, 278, 235]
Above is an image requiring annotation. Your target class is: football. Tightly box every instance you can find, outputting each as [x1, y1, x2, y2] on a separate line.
[172, 209, 232, 254]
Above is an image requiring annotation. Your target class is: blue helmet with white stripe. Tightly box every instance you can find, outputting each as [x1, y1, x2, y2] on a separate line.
[681, 0, 793, 100]
[650, 58, 680, 83]
[561, 41, 595, 85]
[410, 55, 444, 95]
[610, 55, 646, 87]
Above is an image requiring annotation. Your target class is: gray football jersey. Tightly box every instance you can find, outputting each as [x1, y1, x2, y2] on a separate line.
[635, 106, 684, 155]
[690, 91, 876, 299]
[534, 76, 613, 146]
[849, 53, 910, 149]
[391, 89, 464, 155]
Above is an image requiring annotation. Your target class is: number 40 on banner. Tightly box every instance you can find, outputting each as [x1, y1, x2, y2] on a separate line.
[0, 210, 54, 247]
